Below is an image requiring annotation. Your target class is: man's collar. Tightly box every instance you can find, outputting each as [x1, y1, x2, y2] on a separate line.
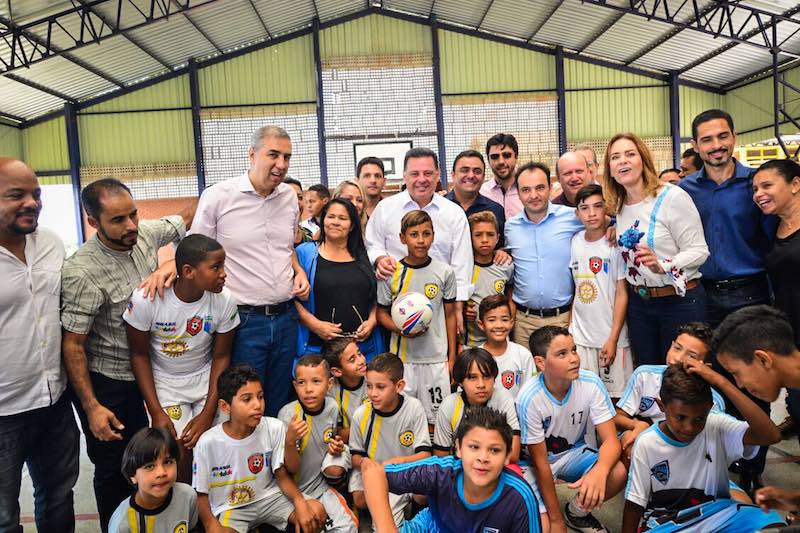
[238, 172, 256, 193]
[402, 190, 439, 210]
[522, 202, 556, 224]
[696, 158, 750, 183]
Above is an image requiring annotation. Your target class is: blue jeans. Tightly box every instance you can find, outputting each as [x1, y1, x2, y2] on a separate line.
[71, 373, 148, 532]
[232, 306, 299, 417]
[703, 276, 771, 327]
[627, 283, 708, 366]
[0, 394, 79, 533]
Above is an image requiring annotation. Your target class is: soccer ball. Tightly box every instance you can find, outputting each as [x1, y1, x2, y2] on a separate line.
[391, 292, 434, 335]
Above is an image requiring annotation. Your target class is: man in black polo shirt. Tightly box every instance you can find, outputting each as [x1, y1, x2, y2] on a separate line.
[445, 150, 506, 247]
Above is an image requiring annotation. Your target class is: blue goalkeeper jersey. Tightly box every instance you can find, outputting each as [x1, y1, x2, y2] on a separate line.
[384, 456, 541, 533]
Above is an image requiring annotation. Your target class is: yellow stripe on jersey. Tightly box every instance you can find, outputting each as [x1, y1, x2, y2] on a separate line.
[467, 265, 482, 346]
[146, 515, 155, 533]
[450, 395, 464, 431]
[127, 508, 138, 533]
[294, 404, 313, 455]
[368, 415, 383, 459]
[359, 404, 373, 436]
[394, 267, 414, 362]
[221, 509, 233, 526]
[340, 389, 351, 428]
[390, 267, 402, 298]
[208, 475, 257, 488]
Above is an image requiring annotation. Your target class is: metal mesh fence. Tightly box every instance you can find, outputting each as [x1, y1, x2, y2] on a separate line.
[322, 54, 438, 188]
[200, 104, 320, 189]
[568, 136, 674, 184]
[442, 93, 560, 184]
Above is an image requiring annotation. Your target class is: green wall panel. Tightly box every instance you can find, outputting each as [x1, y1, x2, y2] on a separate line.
[679, 86, 724, 139]
[199, 36, 315, 107]
[724, 77, 773, 136]
[78, 110, 194, 166]
[321, 15, 430, 58]
[83, 76, 190, 113]
[0, 124, 23, 160]
[565, 59, 659, 90]
[439, 30, 554, 94]
[566, 87, 669, 141]
[22, 117, 69, 171]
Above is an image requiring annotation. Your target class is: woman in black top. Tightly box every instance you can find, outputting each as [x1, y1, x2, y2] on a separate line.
[295, 198, 384, 359]
[753, 159, 800, 344]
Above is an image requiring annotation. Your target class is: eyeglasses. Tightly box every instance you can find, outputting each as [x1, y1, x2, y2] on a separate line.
[332, 305, 366, 338]
[489, 151, 515, 161]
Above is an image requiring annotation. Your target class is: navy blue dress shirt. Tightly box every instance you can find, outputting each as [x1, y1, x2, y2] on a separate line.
[680, 159, 777, 280]
[445, 190, 507, 247]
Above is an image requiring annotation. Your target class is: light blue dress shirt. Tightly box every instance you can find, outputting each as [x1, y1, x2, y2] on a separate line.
[505, 202, 584, 309]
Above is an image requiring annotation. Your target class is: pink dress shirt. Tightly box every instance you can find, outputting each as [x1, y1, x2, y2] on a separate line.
[480, 178, 523, 219]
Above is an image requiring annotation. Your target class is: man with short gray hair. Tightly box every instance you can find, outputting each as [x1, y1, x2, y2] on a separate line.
[574, 143, 600, 184]
[552, 151, 592, 207]
[189, 125, 310, 416]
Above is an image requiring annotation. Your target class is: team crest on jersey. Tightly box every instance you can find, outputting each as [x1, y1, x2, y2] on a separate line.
[494, 279, 506, 294]
[165, 405, 182, 420]
[323, 427, 335, 443]
[542, 416, 552, 432]
[424, 283, 439, 300]
[173, 523, 188, 533]
[501, 371, 515, 389]
[651, 460, 670, 485]
[399, 430, 415, 447]
[228, 485, 255, 506]
[639, 396, 656, 412]
[483, 528, 500, 533]
[186, 316, 203, 336]
[577, 280, 598, 304]
[248, 453, 264, 474]
[588, 256, 603, 274]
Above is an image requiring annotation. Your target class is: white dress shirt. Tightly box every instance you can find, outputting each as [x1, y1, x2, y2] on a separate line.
[365, 190, 473, 301]
[0, 228, 67, 416]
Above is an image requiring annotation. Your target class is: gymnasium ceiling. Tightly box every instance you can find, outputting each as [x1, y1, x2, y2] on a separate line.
[1, 0, 799, 124]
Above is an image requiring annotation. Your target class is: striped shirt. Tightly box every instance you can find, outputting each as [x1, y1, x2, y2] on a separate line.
[464, 260, 514, 346]
[349, 394, 431, 461]
[433, 389, 520, 453]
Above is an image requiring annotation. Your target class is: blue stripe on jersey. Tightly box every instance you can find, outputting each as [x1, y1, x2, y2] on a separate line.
[624, 425, 659, 500]
[385, 455, 460, 474]
[542, 373, 574, 406]
[503, 473, 542, 533]
[577, 370, 616, 412]
[654, 423, 689, 447]
[617, 365, 663, 409]
[711, 389, 726, 412]
[516, 378, 544, 443]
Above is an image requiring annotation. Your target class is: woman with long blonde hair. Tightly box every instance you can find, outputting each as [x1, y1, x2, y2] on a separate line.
[605, 133, 709, 366]
[333, 179, 368, 232]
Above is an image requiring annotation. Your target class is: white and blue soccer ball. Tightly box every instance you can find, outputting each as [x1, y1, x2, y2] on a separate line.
[391, 292, 433, 335]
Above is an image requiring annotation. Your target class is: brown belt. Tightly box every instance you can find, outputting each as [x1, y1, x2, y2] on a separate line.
[630, 279, 699, 299]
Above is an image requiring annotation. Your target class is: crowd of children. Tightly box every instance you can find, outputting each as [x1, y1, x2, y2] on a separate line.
[105, 188, 798, 533]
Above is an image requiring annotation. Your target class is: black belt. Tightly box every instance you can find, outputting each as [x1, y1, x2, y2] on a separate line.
[702, 274, 768, 292]
[515, 303, 571, 318]
[238, 301, 291, 316]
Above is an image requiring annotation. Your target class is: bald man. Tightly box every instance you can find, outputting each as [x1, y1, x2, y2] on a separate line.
[0, 159, 79, 532]
[552, 152, 592, 207]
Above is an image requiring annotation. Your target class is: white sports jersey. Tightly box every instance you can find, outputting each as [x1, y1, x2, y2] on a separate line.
[377, 258, 457, 363]
[328, 377, 369, 431]
[108, 482, 198, 533]
[625, 413, 757, 517]
[123, 286, 240, 377]
[616, 365, 727, 422]
[482, 341, 536, 399]
[433, 388, 520, 452]
[349, 394, 431, 462]
[569, 231, 629, 348]
[192, 417, 286, 517]
[516, 370, 615, 462]
[464, 260, 514, 346]
[277, 397, 339, 498]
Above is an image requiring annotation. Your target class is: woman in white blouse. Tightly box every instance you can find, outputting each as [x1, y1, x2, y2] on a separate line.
[604, 133, 710, 366]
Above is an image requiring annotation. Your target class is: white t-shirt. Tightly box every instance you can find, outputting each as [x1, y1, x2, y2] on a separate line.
[123, 287, 240, 378]
[625, 413, 756, 514]
[192, 417, 287, 516]
[616, 365, 726, 422]
[481, 341, 536, 399]
[516, 370, 615, 462]
[569, 231, 629, 348]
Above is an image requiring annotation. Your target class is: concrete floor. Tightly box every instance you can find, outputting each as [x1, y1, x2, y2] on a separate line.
[19, 395, 800, 532]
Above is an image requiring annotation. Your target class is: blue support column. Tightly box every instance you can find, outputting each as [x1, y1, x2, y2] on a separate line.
[313, 19, 329, 186]
[430, 16, 448, 189]
[64, 102, 84, 244]
[188, 58, 206, 193]
[669, 70, 681, 167]
[555, 46, 567, 155]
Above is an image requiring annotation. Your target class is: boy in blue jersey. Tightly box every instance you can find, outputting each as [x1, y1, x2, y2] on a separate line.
[362, 405, 541, 533]
[622, 362, 784, 533]
[516, 326, 627, 533]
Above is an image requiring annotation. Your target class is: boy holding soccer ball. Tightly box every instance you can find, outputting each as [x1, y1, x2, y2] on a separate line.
[377, 210, 458, 426]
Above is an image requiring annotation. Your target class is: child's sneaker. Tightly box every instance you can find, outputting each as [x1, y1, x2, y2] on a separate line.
[564, 503, 609, 533]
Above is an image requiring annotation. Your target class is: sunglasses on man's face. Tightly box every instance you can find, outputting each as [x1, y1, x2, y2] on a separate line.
[489, 151, 515, 161]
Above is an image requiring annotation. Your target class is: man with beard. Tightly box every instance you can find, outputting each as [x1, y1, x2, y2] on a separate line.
[481, 133, 523, 219]
[680, 108, 777, 496]
[444, 150, 506, 245]
[61, 178, 193, 531]
[357, 156, 386, 219]
[0, 159, 79, 533]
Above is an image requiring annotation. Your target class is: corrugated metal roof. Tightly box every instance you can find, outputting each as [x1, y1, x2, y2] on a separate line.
[2, 0, 800, 122]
